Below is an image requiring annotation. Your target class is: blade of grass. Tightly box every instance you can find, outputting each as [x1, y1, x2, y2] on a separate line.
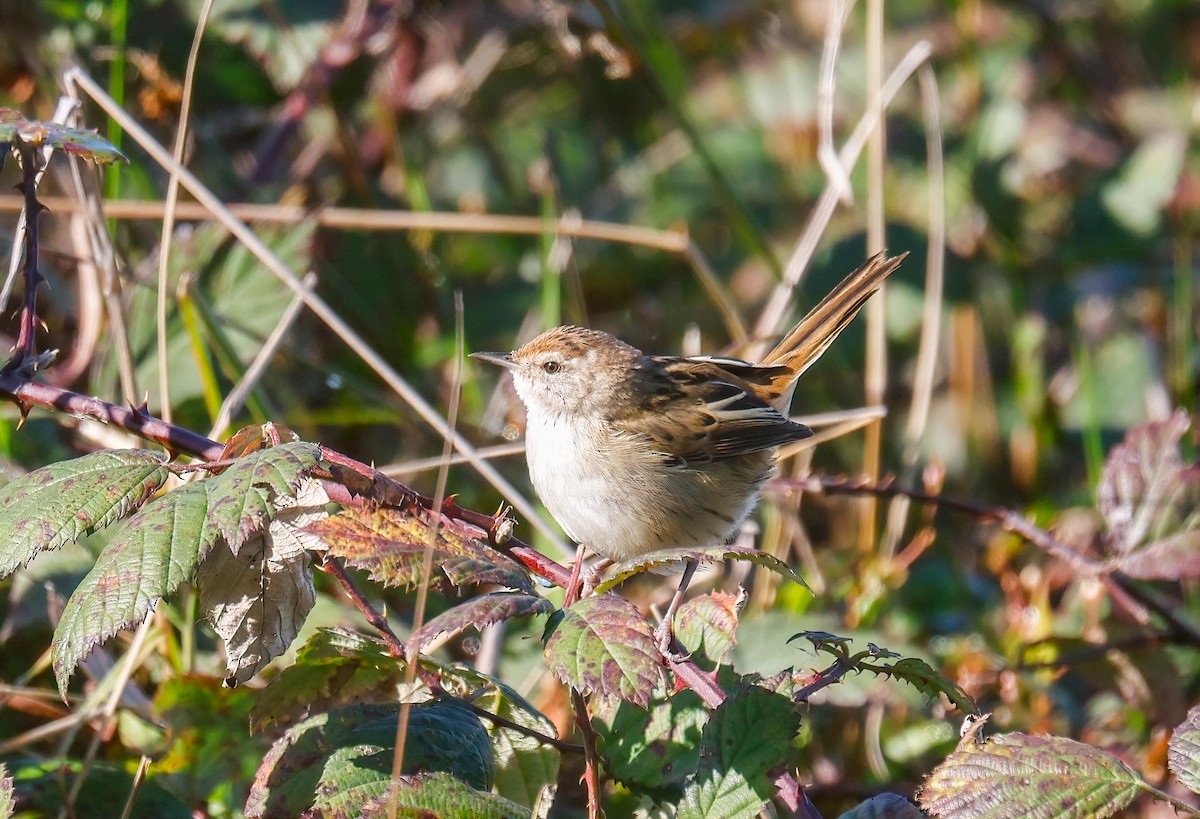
[751, 40, 932, 348]
[883, 63, 946, 555]
[155, 0, 217, 424]
[860, 0, 888, 554]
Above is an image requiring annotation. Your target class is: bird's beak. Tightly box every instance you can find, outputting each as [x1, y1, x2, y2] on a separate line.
[469, 351, 519, 371]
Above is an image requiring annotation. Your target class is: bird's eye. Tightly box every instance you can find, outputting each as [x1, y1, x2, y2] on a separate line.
[542, 360, 561, 374]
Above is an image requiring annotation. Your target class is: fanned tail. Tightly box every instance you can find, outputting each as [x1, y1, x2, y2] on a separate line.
[757, 250, 909, 408]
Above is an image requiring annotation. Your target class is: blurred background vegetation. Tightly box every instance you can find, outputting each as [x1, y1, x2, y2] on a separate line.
[0, 0, 1197, 815]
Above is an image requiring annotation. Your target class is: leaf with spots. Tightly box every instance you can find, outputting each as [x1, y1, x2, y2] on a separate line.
[593, 545, 809, 595]
[0, 108, 128, 164]
[245, 701, 493, 819]
[1169, 703, 1200, 796]
[919, 732, 1144, 818]
[310, 506, 533, 593]
[52, 443, 323, 696]
[597, 689, 709, 790]
[678, 686, 801, 819]
[410, 593, 553, 653]
[543, 594, 662, 707]
[1098, 411, 1200, 566]
[675, 591, 741, 670]
[0, 449, 171, 579]
[250, 628, 406, 732]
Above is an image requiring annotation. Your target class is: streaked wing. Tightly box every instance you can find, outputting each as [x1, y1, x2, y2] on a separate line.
[614, 358, 813, 466]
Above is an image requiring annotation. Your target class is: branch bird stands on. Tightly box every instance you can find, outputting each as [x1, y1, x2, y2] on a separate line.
[473, 251, 908, 656]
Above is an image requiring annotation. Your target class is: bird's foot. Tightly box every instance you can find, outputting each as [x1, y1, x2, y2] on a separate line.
[654, 618, 690, 664]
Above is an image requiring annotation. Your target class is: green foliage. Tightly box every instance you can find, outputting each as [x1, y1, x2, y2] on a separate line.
[678, 686, 802, 818]
[245, 700, 495, 818]
[0, 449, 170, 577]
[543, 593, 663, 707]
[1, 0, 1198, 815]
[920, 732, 1144, 818]
[51, 442, 322, 694]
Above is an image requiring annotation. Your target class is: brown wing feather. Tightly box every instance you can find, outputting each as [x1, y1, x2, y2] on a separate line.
[613, 358, 813, 466]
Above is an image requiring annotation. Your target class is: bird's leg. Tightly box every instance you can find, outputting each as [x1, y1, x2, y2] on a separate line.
[654, 559, 698, 658]
[563, 545, 588, 606]
[582, 558, 614, 597]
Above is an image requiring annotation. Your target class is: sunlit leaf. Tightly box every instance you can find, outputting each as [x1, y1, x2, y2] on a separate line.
[543, 594, 662, 707]
[920, 732, 1143, 818]
[0, 763, 11, 819]
[593, 545, 808, 595]
[200, 480, 329, 685]
[0, 450, 170, 578]
[868, 657, 977, 715]
[250, 628, 405, 732]
[52, 443, 322, 695]
[598, 689, 708, 789]
[0, 108, 127, 164]
[311, 505, 533, 593]
[1100, 131, 1186, 236]
[411, 593, 553, 653]
[245, 701, 493, 818]
[1169, 703, 1200, 796]
[675, 591, 741, 670]
[678, 686, 801, 819]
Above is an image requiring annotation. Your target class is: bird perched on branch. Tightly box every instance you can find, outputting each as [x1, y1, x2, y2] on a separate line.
[473, 250, 908, 655]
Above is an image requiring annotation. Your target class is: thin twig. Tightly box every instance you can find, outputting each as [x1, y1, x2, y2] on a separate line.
[570, 688, 603, 819]
[775, 473, 1200, 648]
[155, 0, 217, 424]
[752, 39, 933, 348]
[319, 558, 407, 659]
[8, 142, 45, 368]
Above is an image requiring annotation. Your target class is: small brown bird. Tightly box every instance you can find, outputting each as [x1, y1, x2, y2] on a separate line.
[473, 251, 907, 653]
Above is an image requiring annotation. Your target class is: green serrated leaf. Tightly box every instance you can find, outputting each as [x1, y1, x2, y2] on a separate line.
[919, 732, 1144, 818]
[245, 700, 493, 818]
[360, 772, 531, 819]
[206, 442, 324, 555]
[0, 450, 170, 578]
[52, 443, 322, 696]
[675, 591, 740, 670]
[868, 657, 977, 715]
[678, 686, 801, 819]
[250, 628, 406, 732]
[598, 689, 709, 790]
[543, 594, 663, 707]
[411, 593, 553, 653]
[0, 763, 11, 819]
[594, 545, 809, 595]
[1169, 703, 1200, 796]
[838, 793, 928, 818]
